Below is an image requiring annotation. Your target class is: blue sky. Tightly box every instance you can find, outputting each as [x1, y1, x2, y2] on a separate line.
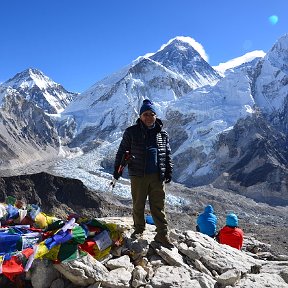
[0, 0, 287, 92]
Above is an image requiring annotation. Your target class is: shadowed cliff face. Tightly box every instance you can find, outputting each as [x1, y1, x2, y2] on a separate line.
[0, 88, 60, 170]
[0, 172, 130, 219]
[213, 114, 288, 206]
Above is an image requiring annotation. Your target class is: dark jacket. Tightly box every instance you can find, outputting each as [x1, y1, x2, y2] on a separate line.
[114, 118, 173, 180]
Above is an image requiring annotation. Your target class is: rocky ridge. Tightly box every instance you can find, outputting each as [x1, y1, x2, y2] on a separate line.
[1, 217, 288, 288]
[0, 172, 287, 287]
[0, 171, 287, 256]
[212, 114, 288, 205]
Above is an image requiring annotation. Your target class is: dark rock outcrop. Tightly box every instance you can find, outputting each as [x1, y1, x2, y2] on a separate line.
[0, 172, 130, 218]
[213, 114, 288, 206]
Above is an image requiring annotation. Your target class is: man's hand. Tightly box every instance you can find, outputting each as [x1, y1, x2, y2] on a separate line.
[113, 167, 122, 180]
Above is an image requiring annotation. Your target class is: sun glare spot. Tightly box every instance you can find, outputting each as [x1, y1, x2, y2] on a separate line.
[268, 15, 279, 25]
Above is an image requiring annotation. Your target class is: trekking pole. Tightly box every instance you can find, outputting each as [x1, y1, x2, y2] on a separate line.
[110, 151, 134, 189]
[110, 178, 117, 189]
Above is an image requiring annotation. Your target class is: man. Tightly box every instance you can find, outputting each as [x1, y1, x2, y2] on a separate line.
[217, 213, 244, 250]
[113, 99, 173, 248]
[196, 204, 217, 238]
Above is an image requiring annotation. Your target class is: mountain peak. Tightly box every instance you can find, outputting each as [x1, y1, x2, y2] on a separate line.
[157, 36, 209, 62]
[26, 68, 50, 81]
[273, 33, 288, 49]
[267, 33, 288, 74]
[4, 67, 53, 90]
[12, 67, 44, 79]
[149, 36, 220, 87]
[213, 50, 266, 74]
[24, 67, 44, 76]
[2, 68, 76, 114]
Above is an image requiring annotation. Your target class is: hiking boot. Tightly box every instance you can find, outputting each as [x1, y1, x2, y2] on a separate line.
[131, 230, 144, 239]
[154, 233, 174, 249]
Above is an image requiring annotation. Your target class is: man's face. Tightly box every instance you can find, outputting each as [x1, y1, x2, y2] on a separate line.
[140, 111, 156, 127]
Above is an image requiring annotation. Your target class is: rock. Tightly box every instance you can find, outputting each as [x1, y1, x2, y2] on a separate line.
[101, 267, 132, 288]
[178, 230, 263, 275]
[106, 255, 134, 272]
[2, 215, 288, 288]
[126, 237, 151, 262]
[131, 266, 148, 287]
[216, 268, 241, 286]
[194, 259, 213, 276]
[152, 243, 185, 267]
[234, 273, 288, 287]
[30, 259, 60, 288]
[149, 254, 167, 267]
[27, 217, 288, 288]
[50, 278, 65, 288]
[150, 266, 203, 288]
[280, 269, 288, 283]
[54, 254, 109, 286]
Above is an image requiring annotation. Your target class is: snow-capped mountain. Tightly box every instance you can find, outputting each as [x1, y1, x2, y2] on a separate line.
[253, 34, 288, 116]
[213, 50, 266, 75]
[0, 86, 60, 171]
[0, 68, 78, 171]
[165, 35, 288, 195]
[58, 35, 287, 205]
[2, 68, 77, 114]
[61, 37, 265, 176]
[0, 35, 287, 206]
[63, 37, 222, 147]
[165, 66, 256, 184]
[213, 114, 288, 205]
[149, 37, 221, 87]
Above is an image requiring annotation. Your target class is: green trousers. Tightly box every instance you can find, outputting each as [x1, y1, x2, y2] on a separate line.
[130, 173, 168, 235]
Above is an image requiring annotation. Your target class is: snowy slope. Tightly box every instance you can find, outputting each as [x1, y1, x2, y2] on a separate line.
[0, 86, 60, 171]
[253, 34, 288, 113]
[62, 37, 221, 141]
[1, 34, 287, 204]
[213, 50, 266, 75]
[2, 68, 77, 114]
[149, 37, 221, 87]
[54, 37, 269, 189]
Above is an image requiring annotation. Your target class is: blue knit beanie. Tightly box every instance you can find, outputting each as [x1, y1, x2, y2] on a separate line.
[226, 213, 238, 227]
[140, 99, 157, 115]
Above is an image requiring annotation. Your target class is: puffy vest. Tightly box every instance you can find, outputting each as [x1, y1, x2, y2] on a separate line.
[115, 118, 173, 180]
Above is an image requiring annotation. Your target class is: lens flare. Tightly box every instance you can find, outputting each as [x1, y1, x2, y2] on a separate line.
[268, 15, 279, 25]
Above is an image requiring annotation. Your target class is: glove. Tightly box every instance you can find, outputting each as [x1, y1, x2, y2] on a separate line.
[164, 173, 172, 183]
[113, 167, 122, 180]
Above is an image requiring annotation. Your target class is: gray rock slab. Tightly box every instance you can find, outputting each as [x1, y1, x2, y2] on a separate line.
[54, 254, 109, 286]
